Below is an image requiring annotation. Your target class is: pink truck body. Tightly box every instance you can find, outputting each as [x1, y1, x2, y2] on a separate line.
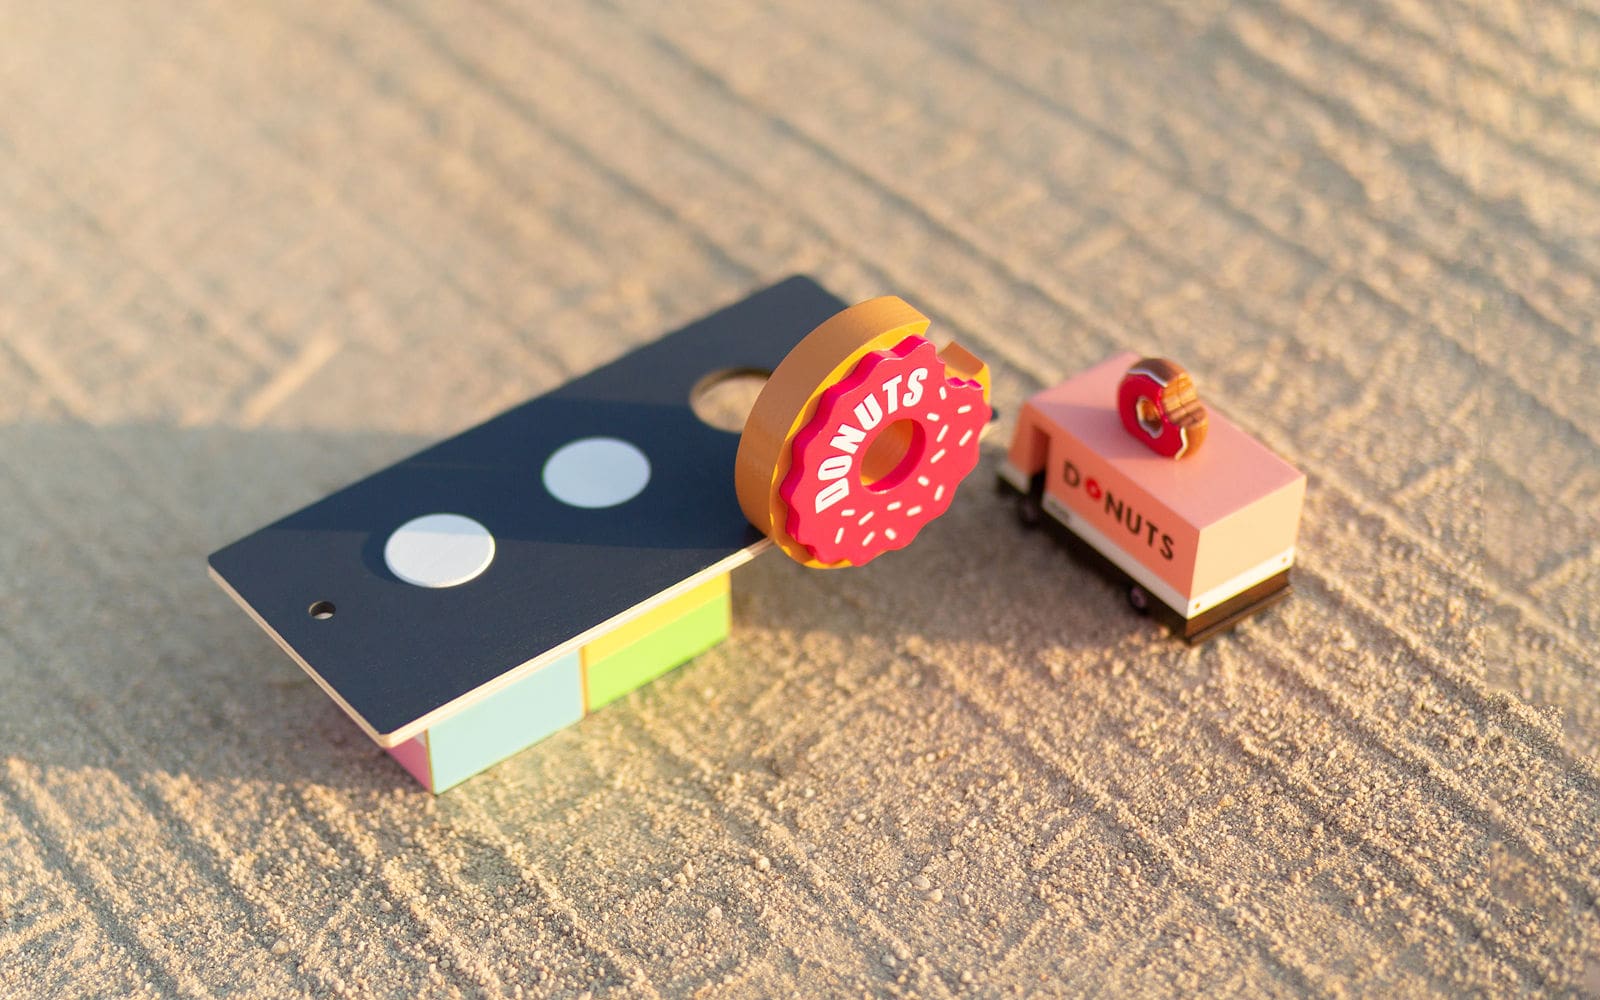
[999, 353, 1306, 641]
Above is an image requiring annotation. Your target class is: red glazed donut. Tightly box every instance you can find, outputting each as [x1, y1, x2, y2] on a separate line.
[1118, 358, 1208, 459]
[778, 336, 989, 566]
[736, 295, 992, 568]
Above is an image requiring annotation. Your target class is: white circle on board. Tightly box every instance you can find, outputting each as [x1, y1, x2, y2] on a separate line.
[541, 437, 652, 509]
[384, 513, 496, 588]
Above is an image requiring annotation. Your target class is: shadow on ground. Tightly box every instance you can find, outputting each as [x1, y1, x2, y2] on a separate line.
[0, 419, 1215, 795]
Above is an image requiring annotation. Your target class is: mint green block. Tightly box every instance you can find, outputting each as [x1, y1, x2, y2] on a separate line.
[427, 650, 583, 792]
[584, 593, 731, 710]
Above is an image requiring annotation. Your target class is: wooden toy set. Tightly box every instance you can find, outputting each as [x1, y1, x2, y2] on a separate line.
[210, 277, 1303, 790]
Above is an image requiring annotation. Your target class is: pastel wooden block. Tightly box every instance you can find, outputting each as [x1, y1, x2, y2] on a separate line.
[385, 734, 433, 791]
[380, 593, 737, 791]
[1001, 352, 1305, 632]
[427, 651, 584, 792]
[579, 574, 728, 665]
[582, 589, 731, 711]
[381, 651, 583, 792]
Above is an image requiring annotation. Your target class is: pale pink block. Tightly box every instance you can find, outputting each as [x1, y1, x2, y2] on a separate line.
[386, 734, 433, 792]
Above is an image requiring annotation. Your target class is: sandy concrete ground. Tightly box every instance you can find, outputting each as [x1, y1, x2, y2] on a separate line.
[2, 1, 1598, 996]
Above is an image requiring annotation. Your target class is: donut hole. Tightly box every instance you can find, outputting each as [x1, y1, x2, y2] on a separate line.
[690, 367, 772, 432]
[862, 419, 927, 492]
[1135, 396, 1165, 439]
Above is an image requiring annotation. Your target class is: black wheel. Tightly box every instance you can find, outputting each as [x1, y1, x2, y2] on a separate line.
[1015, 490, 1044, 529]
[1127, 584, 1152, 615]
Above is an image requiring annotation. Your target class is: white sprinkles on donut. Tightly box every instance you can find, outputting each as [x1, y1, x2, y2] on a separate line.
[778, 335, 990, 566]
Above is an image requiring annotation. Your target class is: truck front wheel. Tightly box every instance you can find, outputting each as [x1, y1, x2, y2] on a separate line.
[1016, 490, 1044, 529]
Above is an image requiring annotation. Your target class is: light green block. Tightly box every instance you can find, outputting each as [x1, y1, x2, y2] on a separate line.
[584, 593, 731, 711]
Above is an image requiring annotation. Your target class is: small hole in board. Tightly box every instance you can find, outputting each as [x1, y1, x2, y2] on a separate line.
[690, 368, 772, 433]
[308, 600, 336, 620]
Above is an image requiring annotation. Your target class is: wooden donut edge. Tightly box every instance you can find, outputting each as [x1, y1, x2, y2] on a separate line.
[735, 296, 931, 567]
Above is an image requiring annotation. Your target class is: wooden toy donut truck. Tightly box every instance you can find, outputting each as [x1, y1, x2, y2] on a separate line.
[998, 354, 1306, 643]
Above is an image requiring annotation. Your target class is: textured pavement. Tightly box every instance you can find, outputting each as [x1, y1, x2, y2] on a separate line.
[2, 1, 1598, 996]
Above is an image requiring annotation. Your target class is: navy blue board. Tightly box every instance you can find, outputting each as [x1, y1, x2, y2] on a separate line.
[209, 276, 848, 743]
